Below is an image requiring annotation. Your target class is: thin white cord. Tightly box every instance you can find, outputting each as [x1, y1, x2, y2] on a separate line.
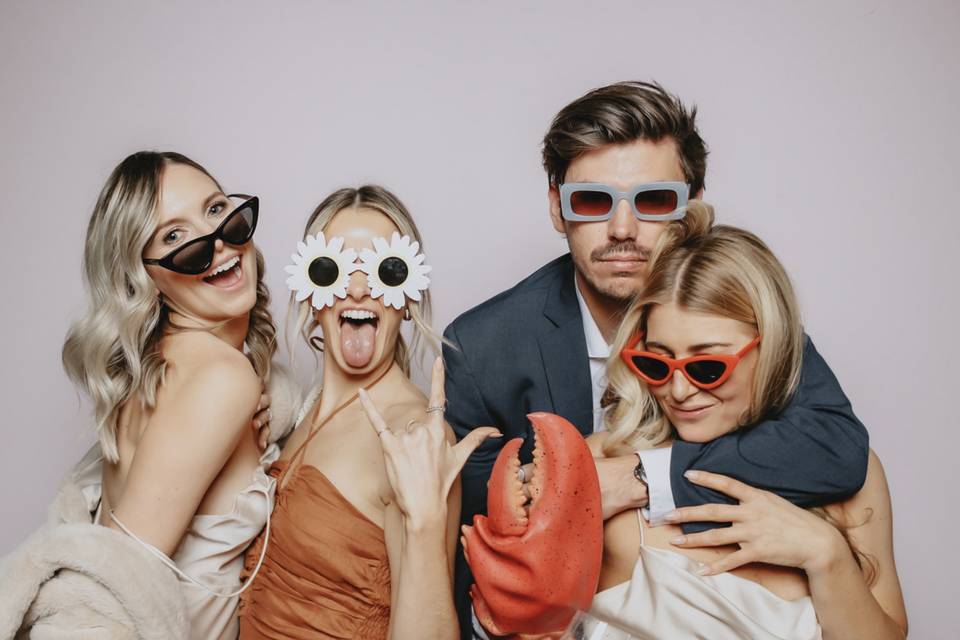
[109, 486, 272, 599]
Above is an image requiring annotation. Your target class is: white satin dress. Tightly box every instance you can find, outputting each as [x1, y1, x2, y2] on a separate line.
[83, 445, 278, 640]
[588, 510, 822, 640]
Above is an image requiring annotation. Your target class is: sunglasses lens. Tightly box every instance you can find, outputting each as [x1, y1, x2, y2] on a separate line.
[308, 256, 339, 287]
[634, 189, 678, 215]
[170, 240, 214, 275]
[632, 356, 670, 382]
[379, 256, 409, 287]
[684, 360, 727, 385]
[221, 204, 256, 244]
[570, 189, 614, 216]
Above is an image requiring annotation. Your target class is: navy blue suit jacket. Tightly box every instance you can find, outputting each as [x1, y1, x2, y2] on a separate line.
[443, 253, 869, 638]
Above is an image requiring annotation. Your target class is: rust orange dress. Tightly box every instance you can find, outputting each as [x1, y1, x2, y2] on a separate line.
[238, 391, 391, 640]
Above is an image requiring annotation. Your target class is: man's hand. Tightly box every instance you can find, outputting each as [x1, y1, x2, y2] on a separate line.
[519, 453, 647, 520]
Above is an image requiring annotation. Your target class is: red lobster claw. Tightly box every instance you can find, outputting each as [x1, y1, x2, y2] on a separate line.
[464, 412, 603, 636]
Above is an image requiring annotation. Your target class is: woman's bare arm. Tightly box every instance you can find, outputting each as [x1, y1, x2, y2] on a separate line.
[105, 342, 261, 556]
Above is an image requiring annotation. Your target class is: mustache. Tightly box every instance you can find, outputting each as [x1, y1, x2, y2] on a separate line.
[591, 242, 650, 262]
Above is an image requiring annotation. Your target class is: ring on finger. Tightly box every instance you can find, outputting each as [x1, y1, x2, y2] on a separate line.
[406, 419, 420, 432]
[266, 408, 272, 423]
[426, 404, 445, 414]
[517, 466, 526, 483]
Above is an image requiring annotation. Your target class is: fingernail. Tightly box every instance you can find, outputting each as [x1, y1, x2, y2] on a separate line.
[670, 535, 686, 545]
[664, 510, 679, 522]
[684, 470, 700, 481]
[696, 565, 712, 576]
[253, 420, 261, 429]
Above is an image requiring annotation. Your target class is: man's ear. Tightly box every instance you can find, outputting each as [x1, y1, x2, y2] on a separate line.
[547, 185, 566, 235]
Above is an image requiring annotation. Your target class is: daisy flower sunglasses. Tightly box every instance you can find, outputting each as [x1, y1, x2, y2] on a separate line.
[143, 194, 258, 275]
[285, 231, 431, 310]
[620, 333, 761, 390]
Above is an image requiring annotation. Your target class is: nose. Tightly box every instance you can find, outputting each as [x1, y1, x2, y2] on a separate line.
[607, 197, 640, 241]
[346, 267, 370, 301]
[668, 368, 698, 403]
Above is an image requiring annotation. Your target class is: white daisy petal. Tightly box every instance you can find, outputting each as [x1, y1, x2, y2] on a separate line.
[383, 288, 405, 310]
[373, 236, 390, 254]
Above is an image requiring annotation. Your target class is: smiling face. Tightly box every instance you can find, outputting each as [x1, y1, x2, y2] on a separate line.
[644, 301, 760, 443]
[548, 138, 690, 305]
[316, 207, 405, 376]
[142, 162, 258, 324]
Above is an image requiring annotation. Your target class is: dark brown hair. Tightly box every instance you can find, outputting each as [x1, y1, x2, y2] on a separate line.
[542, 81, 708, 194]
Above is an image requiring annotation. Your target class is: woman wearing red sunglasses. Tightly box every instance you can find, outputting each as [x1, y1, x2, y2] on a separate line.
[586, 203, 907, 639]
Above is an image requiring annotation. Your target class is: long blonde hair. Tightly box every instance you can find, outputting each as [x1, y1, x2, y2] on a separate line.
[62, 151, 277, 462]
[288, 185, 444, 377]
[603, 201, 804, 456]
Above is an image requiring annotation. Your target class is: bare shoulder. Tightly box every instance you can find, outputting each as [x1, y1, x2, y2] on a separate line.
[162, 332, 259, 397]
[152, 333, 261, 438]
[828, 449, 891, 523]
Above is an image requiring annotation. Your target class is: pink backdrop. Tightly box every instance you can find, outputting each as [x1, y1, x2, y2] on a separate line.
[1, 1, 956, 635]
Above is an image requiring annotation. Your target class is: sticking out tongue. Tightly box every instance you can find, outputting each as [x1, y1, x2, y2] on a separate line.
[340, 321, 376, 368]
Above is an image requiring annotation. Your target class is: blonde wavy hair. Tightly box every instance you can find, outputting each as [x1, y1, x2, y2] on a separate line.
[603, 201, 805, 457]
[62, 151, 277, 463]
[288, 185, 444, 377]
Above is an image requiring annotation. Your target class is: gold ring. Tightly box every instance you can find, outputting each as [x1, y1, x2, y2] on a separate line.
[406, 419, 420, 431]
[426, 405, 445, 414]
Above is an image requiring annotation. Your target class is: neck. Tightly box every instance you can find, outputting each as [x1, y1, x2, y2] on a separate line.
[575, 272, 626, 344]
[320, 352, 400, 412]
[165, 310, 250, 351]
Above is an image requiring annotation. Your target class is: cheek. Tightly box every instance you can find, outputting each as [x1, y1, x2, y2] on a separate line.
[566, 224, 603, 259]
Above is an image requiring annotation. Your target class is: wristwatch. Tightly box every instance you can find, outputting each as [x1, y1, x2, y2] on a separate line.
[633, 452, 648, 488]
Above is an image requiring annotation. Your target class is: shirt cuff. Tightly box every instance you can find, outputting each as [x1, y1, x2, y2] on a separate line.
[637, 446, 675, 526]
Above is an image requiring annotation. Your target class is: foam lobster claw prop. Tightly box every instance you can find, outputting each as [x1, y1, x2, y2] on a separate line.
[463, 412, 603, 637]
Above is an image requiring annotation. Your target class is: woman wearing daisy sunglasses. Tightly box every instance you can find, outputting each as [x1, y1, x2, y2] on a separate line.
[585, 202, 907, 639]
[52, 151, 280, 638]
[238, 185, 497, 640]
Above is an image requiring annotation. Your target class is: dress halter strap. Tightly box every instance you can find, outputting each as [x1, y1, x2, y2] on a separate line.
[280, 365, 393, 490]
[636, 508, 647, 548]
[109, 482, 273, 599]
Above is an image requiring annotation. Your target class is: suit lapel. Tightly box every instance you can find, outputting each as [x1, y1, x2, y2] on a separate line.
[537, 257, 594, 436]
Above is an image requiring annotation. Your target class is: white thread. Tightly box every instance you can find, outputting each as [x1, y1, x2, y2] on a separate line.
[109, 485, 272, 598]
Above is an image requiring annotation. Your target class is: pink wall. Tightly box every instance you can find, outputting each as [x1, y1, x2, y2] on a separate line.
[1, 1, 956, 635]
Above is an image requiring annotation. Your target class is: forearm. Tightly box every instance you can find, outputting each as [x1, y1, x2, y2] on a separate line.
[390, 519, 458, 640]
[807, 534, 905, 640]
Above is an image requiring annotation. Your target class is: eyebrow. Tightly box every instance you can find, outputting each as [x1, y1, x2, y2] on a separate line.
[151, 191, 225, 242]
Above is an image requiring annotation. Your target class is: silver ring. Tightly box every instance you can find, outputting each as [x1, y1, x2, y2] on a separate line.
[426, 405, 445, 414]
[517, 466, 526, 483]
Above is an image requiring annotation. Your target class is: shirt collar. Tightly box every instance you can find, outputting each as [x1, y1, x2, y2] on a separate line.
[574, 275, 611, 360]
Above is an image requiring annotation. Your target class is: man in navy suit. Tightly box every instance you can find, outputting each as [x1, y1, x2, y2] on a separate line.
[443, 81, 869, 638]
